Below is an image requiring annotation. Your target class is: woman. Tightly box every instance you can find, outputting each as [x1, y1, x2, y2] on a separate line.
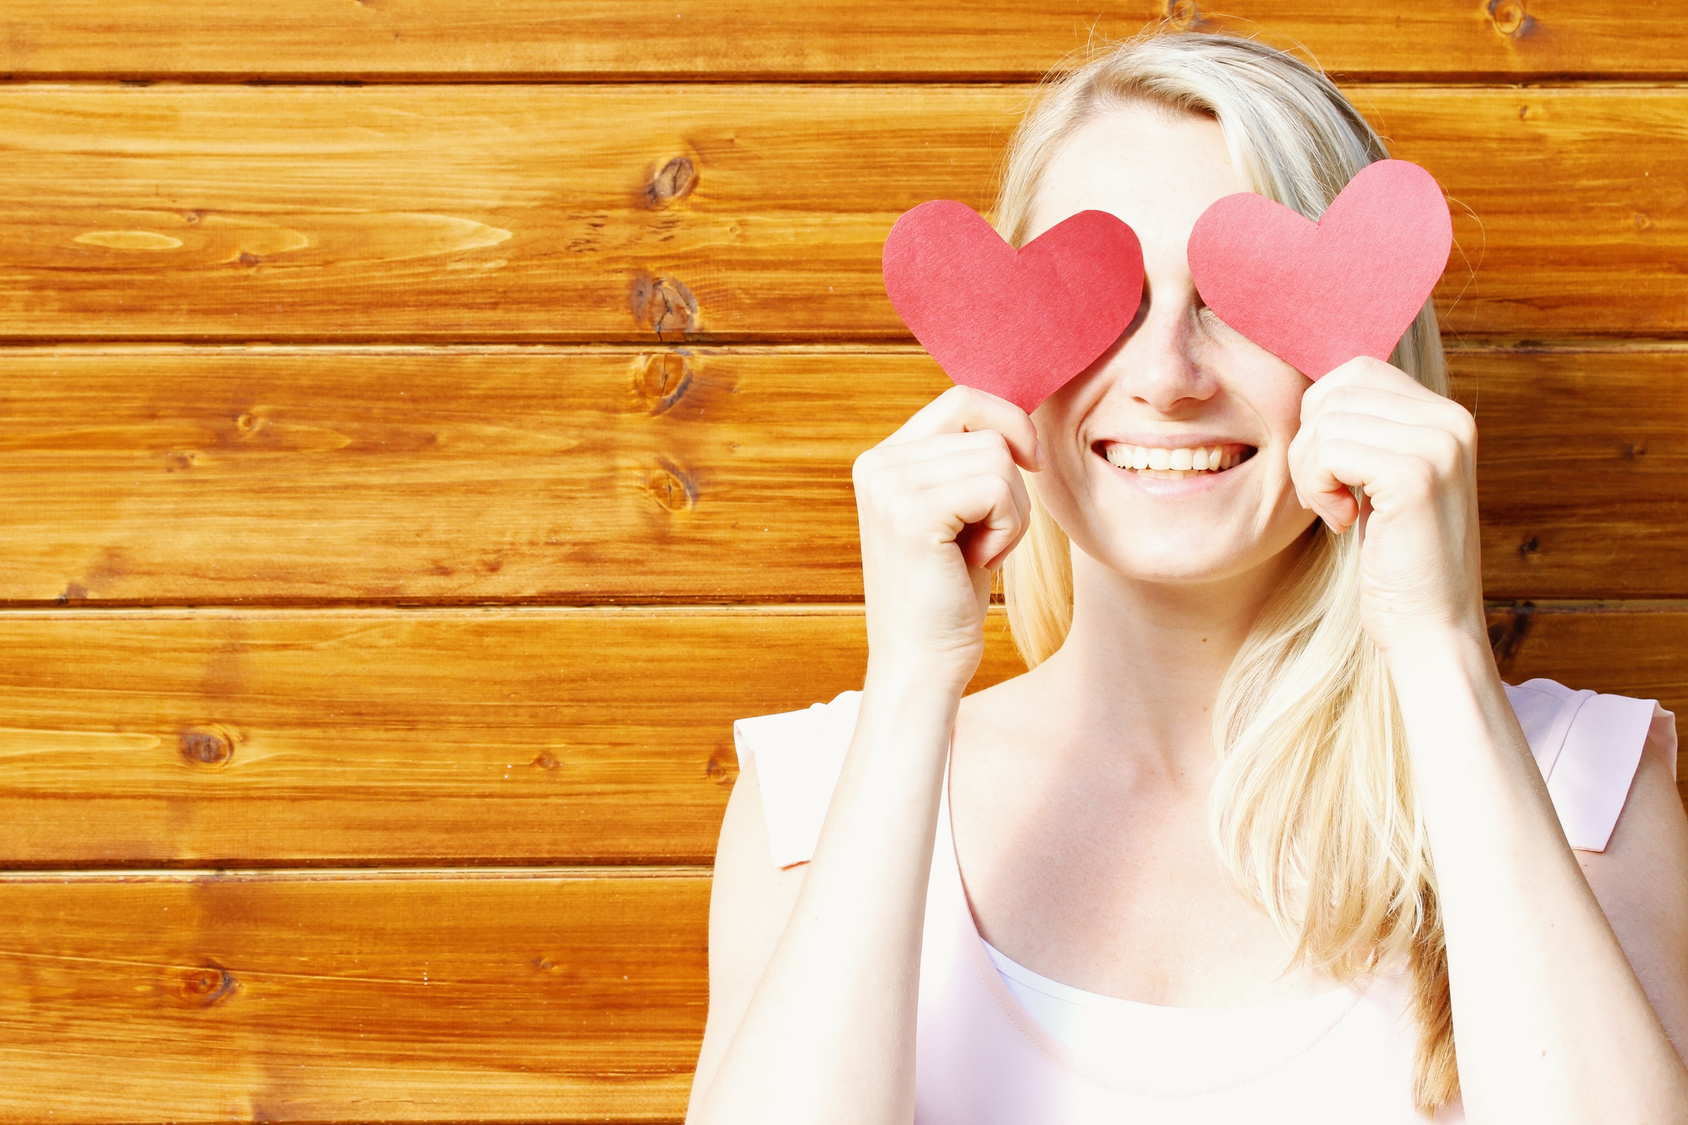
[686, 32, 1688, 1124]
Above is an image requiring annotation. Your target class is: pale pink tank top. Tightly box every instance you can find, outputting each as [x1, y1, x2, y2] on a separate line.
[732, 678, 1677, 1124]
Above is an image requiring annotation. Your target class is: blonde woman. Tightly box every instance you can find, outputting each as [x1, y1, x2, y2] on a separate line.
[686, 32, 1688, 1124]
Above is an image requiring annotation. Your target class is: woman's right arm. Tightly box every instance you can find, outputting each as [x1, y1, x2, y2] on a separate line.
[685, 387, 1041, 1125]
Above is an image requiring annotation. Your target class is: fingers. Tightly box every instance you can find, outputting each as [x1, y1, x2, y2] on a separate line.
[1291, 358, 1476, 532]
[863, 441, 1031, 569]
[1308, 355, 1443, 409]
[882, 385, 1044, 473]
[1291, 412, 1472, 532]
[854, 386, 1040, 573]
[922, 473, 1030, 570]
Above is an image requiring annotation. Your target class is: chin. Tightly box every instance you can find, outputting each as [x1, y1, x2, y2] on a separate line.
[1070, 515, 1316, 590]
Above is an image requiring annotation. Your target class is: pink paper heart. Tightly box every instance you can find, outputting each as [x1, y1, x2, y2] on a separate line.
[1187, 159, 1453, 380]
[882, 200, 1144, 413]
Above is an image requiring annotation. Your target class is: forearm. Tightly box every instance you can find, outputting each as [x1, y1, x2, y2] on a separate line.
[1390, 635, 1688, 1123]
[691, 665, 959, 1125]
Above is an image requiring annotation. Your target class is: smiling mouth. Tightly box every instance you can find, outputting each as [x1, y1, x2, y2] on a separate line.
[1097, 441, 1257, 480]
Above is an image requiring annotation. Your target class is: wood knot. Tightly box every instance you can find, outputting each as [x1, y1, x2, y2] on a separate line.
[1164, 0, 1205, 30]
[1517, 534, 1540, 558]
[629, 272, 699, 340]
[1486, 602, 1534, 673]
[531, 751, 561, 771]
[636, 353, 693, 414]
[177, 963, 237, 1007]
[646, 156, 698, 207]
[179, 725, 238, 769]
[647, 459, 698, 513]
[706, 750, 736, 786]
[233, 406, 273, 438]
[1487, 0, 1533, 39]
[1632, 212, 1653, 231]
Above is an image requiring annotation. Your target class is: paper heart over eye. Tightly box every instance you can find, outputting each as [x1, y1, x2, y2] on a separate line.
[1187, 159, 1453, 380]
[882, 200, 1144, 413]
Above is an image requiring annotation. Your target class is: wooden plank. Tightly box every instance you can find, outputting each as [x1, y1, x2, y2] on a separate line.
[0, 868, 707, 1123]
[0, 604, 1678, 868]
[3, 1, 1685, 81]
[0, 345, 1682, 605]
[1453, 347, 1688, 599]
[0, 85, 1685, 343]
[0, 606, 1025, 867]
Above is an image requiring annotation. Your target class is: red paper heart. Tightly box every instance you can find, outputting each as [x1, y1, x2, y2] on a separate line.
[882, 201, 1144, 413]
[1187, 159, 1453, 380]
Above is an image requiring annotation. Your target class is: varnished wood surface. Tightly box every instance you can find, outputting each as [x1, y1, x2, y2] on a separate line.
[0, 345, 1681, 605]
[0, 606, 1024, 867]
[0, 868, 708, 1123]
[3, 1, 1684, 81]
[2, 85, 1686, 343]
[4, 10, 1685, 1122]
[0, 604, 1677, 868]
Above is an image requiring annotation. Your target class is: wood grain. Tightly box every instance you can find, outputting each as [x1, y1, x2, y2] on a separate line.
[0, 345, 1682, 605]
[3, 1, 1684, 81]
[0, 868, 708, 1123]
[0, 606, 1024, 867]
[0, 604, 1678, 868]
[1, 85, 1685, 343]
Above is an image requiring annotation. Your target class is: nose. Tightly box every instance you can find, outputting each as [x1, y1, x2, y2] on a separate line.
[1103, 281, 1218, 414]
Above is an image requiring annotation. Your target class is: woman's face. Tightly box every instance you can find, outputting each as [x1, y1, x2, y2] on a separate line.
[1027, 104, 1319, 587]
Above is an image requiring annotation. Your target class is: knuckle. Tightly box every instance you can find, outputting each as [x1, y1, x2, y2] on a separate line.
[1404, 458, 1438, 496]
[1448, 405, 1478, 445]
[1427, 429, 1462, 471]
[943, 383, 981, 414]
[861, 463, 901, 506]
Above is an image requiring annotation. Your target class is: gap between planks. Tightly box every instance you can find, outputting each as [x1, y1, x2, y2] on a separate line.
[0, 865, 713, 882]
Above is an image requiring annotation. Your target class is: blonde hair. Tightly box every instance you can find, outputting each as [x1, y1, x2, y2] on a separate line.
[996, 32, 1457, 1114]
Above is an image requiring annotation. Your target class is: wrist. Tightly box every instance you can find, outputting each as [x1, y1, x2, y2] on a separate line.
[1375, 619, 1495, 688]
[863, 634, 980, 697]
[862, 651, 973, 708]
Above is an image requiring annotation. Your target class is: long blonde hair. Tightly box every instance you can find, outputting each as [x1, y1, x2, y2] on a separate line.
[997, 32, 1457, 1114]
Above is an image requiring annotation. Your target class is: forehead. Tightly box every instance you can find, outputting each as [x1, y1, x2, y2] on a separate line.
[1025, 104, 1250, 253]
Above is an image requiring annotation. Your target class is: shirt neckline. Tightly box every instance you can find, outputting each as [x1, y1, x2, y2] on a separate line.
[936, 748, 1373, 1096]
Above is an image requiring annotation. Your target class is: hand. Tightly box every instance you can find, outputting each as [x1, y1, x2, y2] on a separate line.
[1287, 357, 1486, 658]
[851, 386, 1042, 691]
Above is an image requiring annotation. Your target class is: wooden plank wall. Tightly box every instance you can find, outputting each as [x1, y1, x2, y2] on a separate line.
[1, 3, 1684, 1121]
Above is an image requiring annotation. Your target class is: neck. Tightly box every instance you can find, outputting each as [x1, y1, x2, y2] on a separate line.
[1027, 539, 1303, 783]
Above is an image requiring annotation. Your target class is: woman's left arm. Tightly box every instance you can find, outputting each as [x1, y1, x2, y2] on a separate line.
[1291, 357, 1688, 1124]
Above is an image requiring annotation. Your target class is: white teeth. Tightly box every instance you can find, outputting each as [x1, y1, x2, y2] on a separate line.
[1103, 443, 1244, 475]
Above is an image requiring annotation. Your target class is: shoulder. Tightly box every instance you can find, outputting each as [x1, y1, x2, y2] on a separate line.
[732, 690, 863, 869]
[1504, 677, 1677, 852]
[1515, 679, 1688, 1057]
